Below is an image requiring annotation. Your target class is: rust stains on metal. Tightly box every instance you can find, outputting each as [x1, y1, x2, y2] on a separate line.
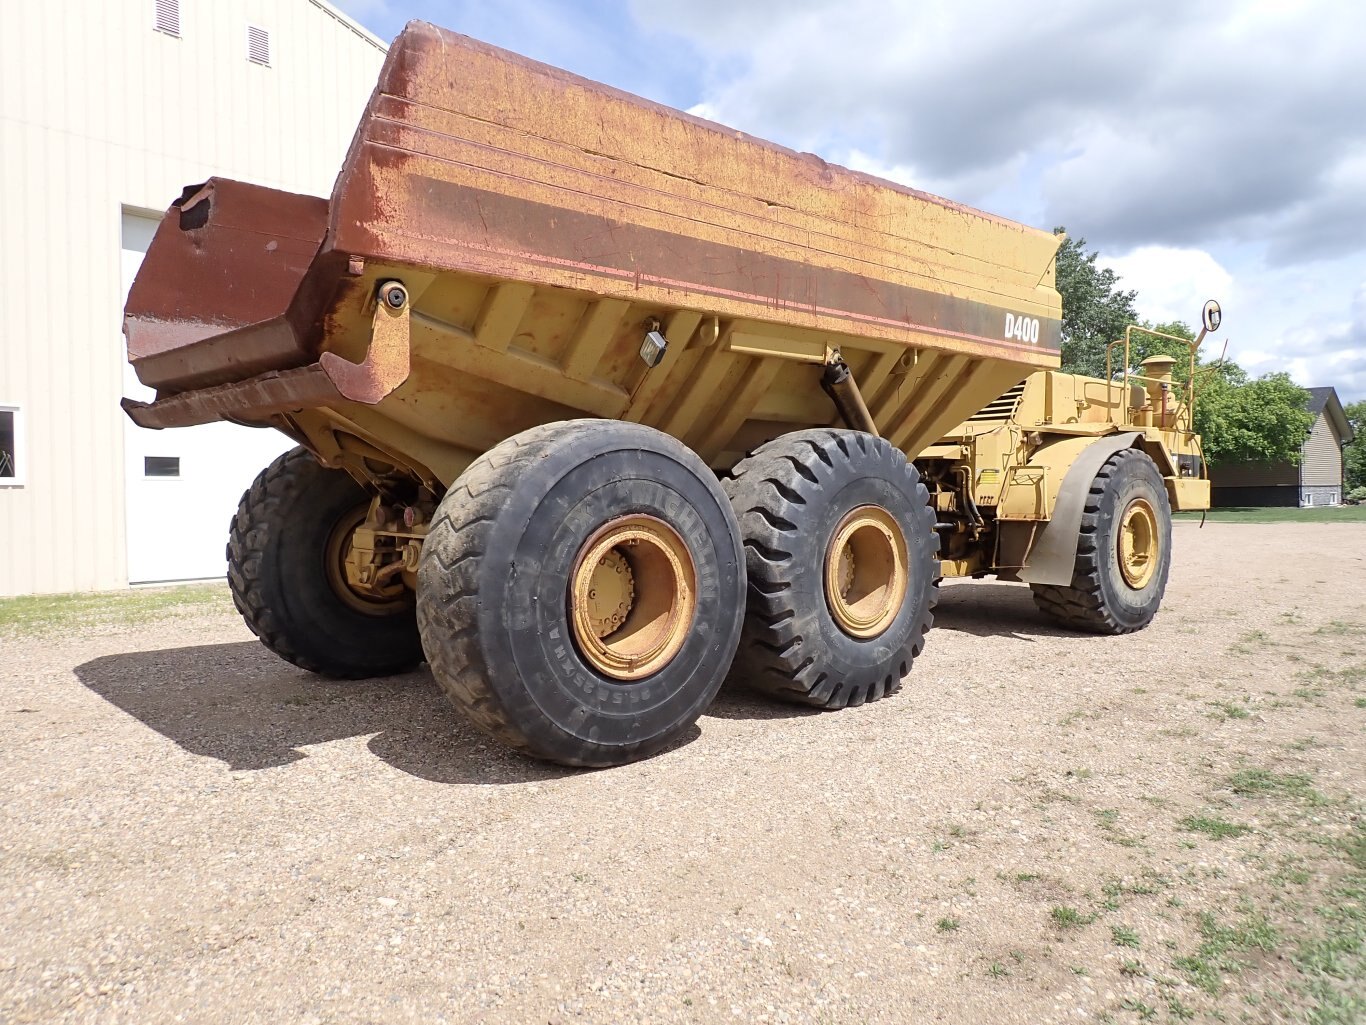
[317, 282, 412, 406]
[124, 179, 332, 391]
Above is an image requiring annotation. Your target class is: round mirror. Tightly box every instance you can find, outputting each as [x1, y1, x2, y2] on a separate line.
[1202, 300, 1222, 333]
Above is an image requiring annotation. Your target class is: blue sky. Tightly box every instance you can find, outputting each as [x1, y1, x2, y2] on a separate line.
[335, 0, 1365, 402]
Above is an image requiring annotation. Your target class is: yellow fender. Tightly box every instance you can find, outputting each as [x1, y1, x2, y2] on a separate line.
[1001, 432, 1143, 586]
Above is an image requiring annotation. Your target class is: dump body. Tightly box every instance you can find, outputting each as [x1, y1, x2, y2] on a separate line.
[124, 21, 1063, 486]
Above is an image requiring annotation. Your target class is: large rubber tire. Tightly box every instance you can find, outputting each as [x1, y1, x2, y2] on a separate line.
[722, 429, 939, 708]
[1030, 448, 1172, 634]
[227, 447, 424, 678]
[415, 420, 747, 768]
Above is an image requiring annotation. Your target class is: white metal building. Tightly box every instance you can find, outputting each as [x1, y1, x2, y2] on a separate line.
[0, 0, 387, 595]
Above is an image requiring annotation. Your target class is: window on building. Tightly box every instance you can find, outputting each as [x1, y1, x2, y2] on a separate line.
[247, 25, 271, 66]
[0, 406, 23, 486]
[155, 0, 181, 37]
[144, 456, 181, 478]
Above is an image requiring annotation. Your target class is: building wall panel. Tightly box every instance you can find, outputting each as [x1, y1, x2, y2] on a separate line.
[0, 0, 386, 595]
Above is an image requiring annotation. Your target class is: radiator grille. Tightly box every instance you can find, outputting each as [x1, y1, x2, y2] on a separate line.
[965, 381, 1026, 423]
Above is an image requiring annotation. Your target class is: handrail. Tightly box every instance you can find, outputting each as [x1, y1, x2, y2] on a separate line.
[1104, 324, 1205, 432]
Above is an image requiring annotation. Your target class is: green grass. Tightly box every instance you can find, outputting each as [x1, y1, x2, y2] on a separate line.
[1050, 905, 1096, 929]
[1175, 505, 1366, 524]
[936, 916, 960, 933]
[1226, 769, 1328, 805]
[1112, 925, 1141, 949]
[1175, 910, 1280, 995]
[0, 582, 231, 636]
[1180, 815, 1254, 840]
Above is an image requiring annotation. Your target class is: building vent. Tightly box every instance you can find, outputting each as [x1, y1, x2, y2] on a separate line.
[247, 25, 271, 66]
[966, 380, 1027, 423]
[154, 0, 180, 37]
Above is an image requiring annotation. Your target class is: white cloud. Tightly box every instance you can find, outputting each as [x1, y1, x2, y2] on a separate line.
[632, 0, 1366, 262]
[1102, 247, 1234, 329]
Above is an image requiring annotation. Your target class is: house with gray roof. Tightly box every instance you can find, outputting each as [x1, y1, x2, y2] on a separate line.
[1212, 387, 1356, 507]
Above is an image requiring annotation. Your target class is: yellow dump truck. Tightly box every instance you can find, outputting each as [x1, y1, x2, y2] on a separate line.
[122, 22, 1215, 767]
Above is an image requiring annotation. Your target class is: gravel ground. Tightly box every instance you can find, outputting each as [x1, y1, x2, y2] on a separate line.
[2, 522, 1363, 1025]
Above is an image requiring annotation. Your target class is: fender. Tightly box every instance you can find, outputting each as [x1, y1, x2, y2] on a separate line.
[1015, 432, 1142, 586]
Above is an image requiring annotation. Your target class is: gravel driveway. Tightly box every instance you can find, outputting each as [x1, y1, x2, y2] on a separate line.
[3, 522, 1363, 1024]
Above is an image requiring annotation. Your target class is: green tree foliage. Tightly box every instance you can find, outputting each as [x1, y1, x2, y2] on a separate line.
[1195, 371, 1312, 466]
[1343, 399, 1366, 490]
[1053, 230, 1138, 379]
[1052, 228, 1315, 467]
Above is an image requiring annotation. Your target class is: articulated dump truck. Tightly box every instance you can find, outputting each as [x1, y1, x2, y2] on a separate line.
[123, 22, 1219, 767]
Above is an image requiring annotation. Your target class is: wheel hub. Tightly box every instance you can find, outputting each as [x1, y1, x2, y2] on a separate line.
[569, 515, 697, 680]
[584, 548, 635, 638]
[824, 505, 910, 639]
[1117, 497, 1159, 589]
[324, 505, 411, 616]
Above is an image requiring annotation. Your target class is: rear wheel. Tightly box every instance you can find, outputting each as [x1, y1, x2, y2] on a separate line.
[722, 429, 939, 708]
[416, 420, 746, 767]
[1030, 448, 1172, 634]
[227, 447, 424, 678]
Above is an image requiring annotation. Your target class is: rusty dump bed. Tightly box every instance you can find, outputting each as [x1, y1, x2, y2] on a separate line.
[124, 21, 1063, 487]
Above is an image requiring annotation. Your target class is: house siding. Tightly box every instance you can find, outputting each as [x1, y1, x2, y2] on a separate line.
[1300, 412, 1344, 486]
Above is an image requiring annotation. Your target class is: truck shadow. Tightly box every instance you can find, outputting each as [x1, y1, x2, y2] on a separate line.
[74, 584, 1060, 783]
[74, 642, 587, 785]
[931, 581, 1077, 640]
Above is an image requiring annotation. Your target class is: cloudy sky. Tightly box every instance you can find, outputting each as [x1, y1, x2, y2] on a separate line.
[335, 0, 1365, 401]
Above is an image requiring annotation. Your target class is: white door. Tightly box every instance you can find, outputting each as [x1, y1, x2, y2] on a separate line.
[121, 211, 293, 583]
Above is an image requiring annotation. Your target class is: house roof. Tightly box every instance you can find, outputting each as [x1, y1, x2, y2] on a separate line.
[1306, 386, 1354, 445]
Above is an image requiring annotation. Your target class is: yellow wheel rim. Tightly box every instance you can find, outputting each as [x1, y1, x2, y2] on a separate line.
[824, 505, 909, 639]
[569, 515, 697, 680]
[324, 505, 410, 616]
[1117, 497, 1159, 589]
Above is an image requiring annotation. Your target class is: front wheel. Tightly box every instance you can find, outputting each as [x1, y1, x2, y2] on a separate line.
[416, 420, 747, 768]
[1030, 448, 1172, 634]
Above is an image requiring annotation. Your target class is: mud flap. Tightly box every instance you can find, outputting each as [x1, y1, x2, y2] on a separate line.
[1017, 432, 1141, 586]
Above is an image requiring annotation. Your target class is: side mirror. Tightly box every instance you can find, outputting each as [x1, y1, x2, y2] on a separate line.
[1202, 300, 1222, 334]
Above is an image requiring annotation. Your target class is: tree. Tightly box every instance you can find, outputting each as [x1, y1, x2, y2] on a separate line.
[1343, 399, 1366, 491]
[1053, 229, 1139, 378]
[1194, 371, 1312, 467]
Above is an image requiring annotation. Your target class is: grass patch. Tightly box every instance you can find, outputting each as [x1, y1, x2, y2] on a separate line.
[936, 917, 960, 933]
[1175, 910, 1279, 995]
[1175, 505, 1366, 524]
[1225, 768, 1328, 805]
[1050, 905, 1096, 930]
[1094, 808, 1143, 848]
[1293, 825, 1365, 1019]
[1180, 815, 1254, 840]
[1211, 701, 1253, 720]
[1313, 620, 1366, 637]
[1112, 925, 1141, 949]
[0, 583, 230, 636]
[1229, 629, 1275, 655]
[1118, 997, 1157, 1020]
